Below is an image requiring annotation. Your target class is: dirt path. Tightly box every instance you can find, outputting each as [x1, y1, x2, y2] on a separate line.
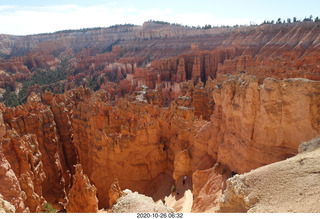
[164, 175, 193, 213]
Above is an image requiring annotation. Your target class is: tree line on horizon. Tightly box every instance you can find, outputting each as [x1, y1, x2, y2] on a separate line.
[25, 15, 320, 37]
[262, 15, 319, 25]
[147, 15, 320, 30]
[203, 15, 320, 29]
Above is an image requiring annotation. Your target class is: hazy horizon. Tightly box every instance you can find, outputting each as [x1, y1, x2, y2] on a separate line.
[0, 0, 319, 35]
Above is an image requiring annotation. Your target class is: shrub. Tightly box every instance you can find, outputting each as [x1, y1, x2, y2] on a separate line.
[171, 185, 176, 193]
[41, 202, 57, 213]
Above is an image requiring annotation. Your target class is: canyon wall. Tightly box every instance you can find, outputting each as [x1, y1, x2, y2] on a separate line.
[1, 94, 74, 210]
[1, 22, 320, 112]
[0, 74, 319, 212]
[201, 75, 320, 173]
[0, 21, 320, 213]
[2, 22, 320, 79]
[57, 87, 207, 208]
[189, 75, 320, 212]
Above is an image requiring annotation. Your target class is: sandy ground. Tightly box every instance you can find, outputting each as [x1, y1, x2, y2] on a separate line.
[142, 172, 194, 213]
[144, 173, 175, 203]
[101, 173, 194, 213]
[164, 175, 193, 213]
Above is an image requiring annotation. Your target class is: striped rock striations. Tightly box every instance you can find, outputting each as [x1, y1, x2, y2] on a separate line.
[0, 74, 319, 212]
[0, 21, 319, 213]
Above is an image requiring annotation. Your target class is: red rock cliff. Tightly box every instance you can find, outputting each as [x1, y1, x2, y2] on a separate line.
[0, 21, 319, 213]
[1, 94, 73, 210]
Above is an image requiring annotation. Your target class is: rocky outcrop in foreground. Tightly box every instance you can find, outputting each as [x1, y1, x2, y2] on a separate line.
[218, 137, 320, 213]
[0, 194, 15, 213]
[111, 190, 174, 213]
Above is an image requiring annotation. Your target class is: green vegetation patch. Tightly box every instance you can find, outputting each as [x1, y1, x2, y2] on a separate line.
[2, 59, 72, 107]
[41, 202, 57, 213]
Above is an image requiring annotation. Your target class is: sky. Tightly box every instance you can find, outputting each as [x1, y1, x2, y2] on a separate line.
[0, 0, 319, 35]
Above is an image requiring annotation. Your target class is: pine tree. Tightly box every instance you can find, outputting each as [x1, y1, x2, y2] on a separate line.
[309, 15, 313, 22]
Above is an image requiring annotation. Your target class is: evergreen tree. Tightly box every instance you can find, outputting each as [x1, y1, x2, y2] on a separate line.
[310, 15, 313, 22]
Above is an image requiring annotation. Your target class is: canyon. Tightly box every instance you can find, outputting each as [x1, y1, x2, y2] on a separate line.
[0, 21, 319, 213]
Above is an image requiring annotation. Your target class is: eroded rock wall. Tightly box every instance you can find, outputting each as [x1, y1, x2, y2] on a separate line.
[208, 75, 320, 173]
[65, 164, 98, 213]
[1, 94, 72, 210]
[0, 74, 319, 212]
[64, 87, 205, 208]
[186, 75, 320, 212]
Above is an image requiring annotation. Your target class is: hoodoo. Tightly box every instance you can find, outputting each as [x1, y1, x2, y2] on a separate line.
[0, 20, 320, 213]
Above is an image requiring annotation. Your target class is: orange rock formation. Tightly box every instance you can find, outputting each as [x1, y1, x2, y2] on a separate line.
[108, 178, 123, 207]
[65, 164, 98, 213]
[209, 75, 320, 173]
[1, 93, 72, 210]
[0, 21, 320, 213]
